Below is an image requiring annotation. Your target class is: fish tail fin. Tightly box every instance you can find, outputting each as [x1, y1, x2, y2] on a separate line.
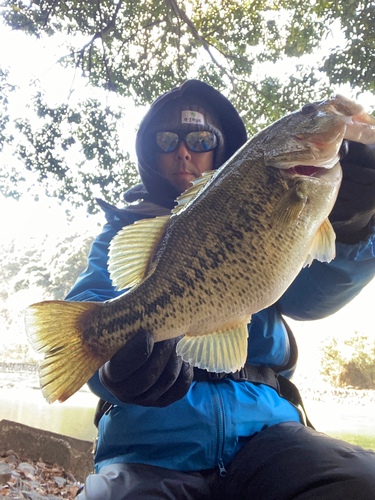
[25, 300, 104, 404]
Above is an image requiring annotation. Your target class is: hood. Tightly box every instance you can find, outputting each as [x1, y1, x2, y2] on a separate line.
[124, 79, 248, 209]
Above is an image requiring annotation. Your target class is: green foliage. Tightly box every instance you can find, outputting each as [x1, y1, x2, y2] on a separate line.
[12, 92, 139, 212]
[0, 233, 95, 301]
[320, 333, 375, 389]
[0, 0, 374, 209]
[319, 1, 375, 92]
[0, 67, 15, 151]
[4, 0, 369, 100]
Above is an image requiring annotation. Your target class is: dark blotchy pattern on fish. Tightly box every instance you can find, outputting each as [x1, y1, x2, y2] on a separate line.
[82, 153, 291, 357]
[29, 94, 373, 402]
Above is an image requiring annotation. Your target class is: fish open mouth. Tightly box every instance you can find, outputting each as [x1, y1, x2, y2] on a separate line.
[289, 165, 322, 177]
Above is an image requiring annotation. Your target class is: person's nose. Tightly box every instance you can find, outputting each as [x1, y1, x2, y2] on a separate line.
[174, 141, 191, 161]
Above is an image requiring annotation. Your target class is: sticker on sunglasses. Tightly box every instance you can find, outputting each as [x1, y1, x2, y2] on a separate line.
[181, 110, 205, 125]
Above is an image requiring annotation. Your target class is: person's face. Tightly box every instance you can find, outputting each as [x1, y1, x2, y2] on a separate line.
[157, 140, 214, 193]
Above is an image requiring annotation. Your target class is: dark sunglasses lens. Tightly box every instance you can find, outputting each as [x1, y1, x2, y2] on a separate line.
[156, 132, 179, 152]
[186, 131, 217, 152]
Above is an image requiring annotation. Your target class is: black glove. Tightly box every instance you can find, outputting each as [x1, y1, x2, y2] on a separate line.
[329, 141, 375, 244]
[99, 329, 193, 407]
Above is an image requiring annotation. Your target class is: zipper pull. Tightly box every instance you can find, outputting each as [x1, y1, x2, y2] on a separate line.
[218, 459, 227, 477]
[104, 404, 114, 415]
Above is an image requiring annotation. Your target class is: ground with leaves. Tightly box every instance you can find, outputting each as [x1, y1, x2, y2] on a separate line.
[0, 450, 82, 499]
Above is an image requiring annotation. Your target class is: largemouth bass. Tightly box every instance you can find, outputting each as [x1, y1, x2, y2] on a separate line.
[25, 95, 375, 403]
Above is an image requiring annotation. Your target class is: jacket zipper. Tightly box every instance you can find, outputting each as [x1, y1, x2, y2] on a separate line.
[211, 384, 227, 477]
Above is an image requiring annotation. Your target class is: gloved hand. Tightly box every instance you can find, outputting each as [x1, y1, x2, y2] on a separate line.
[99, 329, 193, 407]
[329, 141, 375, 244]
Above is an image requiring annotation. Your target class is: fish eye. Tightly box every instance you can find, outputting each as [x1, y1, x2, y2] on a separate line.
[301, 103, 317, 115]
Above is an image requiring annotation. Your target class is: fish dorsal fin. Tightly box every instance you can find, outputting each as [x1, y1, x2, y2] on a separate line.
[303, 218, 336, 268]
[172, 170, 217, 215]
[108, 215, 170, 290]
[176, 320, 250, 373]
[271, 183, 308, 229]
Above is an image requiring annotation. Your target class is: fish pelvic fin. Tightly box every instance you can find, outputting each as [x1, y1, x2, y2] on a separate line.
[172, 170, 217, 215]
[176, 321, 250, 373]
[108, 215, 171, 290]
[303, 218, 336, 268]
[25, 300, 105, 404]
[270, 183, 308, 229]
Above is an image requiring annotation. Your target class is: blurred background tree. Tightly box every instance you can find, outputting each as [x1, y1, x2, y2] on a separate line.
[0, 231, 94, 361]
[320, 333, 375, 389]
[0, 0, 374, 211]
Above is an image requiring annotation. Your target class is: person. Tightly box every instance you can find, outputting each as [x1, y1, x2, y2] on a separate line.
[66, 80, 375, 499]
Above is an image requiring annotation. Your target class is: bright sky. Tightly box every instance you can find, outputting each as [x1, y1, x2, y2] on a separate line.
[0, 17, 374, 359]
[0, 21, 140, 238]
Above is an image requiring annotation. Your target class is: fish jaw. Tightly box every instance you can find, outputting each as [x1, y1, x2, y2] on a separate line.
[281, 159, 343, 184]
[294, 95, 375, 150]
[263, 95, 375, 171]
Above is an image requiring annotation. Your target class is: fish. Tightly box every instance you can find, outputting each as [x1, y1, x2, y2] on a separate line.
[25, 95, 375, 403]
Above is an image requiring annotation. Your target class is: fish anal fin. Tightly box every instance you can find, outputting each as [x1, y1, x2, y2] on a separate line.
[303, 218, 336, 268]
[25, 300, 107, 403]
[271, 183, 308, 229]
[176, 320, 250, 373]
[108, 215, 170, 290]
[172, 170, 217, 215]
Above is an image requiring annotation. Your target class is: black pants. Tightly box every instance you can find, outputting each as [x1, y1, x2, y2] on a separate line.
[77, 422, 375, 500]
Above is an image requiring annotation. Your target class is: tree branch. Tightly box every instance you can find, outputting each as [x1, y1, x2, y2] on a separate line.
[97, 0, 115, 90]
[42, 0, 60, 29]
[75, 0, 124, 78]
[115, 18, 166, 59]
[164, 0, 278, 105]
[165, 0, 231, 78]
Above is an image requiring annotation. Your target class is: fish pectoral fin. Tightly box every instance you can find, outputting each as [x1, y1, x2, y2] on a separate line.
[176, 321, 250, 373]
[270, 183, 308, 229]
[303, 218, 336, 267]
[108, 215, 170, 290]
[25, 300, 106, 404]
[172, 170, 217, 215]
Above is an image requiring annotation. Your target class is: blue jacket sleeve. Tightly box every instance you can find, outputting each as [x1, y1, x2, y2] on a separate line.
[87, 371, 125, 405]
[278, 226, 375, 321]
[65, 212, 146, 405]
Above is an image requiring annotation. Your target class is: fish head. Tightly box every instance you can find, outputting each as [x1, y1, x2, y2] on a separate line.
[262, 95, 375, 173]
[261, 95, 375, 237]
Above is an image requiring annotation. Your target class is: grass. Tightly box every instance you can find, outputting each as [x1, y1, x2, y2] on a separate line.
[327, 432, 375, 451]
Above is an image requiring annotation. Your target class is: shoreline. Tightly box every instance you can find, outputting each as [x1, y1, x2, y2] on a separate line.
[1, 367, 375, 449]
[1, 364, 375, 402]
[0, 362, 39, 373]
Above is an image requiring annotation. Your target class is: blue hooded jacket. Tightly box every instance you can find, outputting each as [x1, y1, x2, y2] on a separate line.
[65, 80, 375, 473]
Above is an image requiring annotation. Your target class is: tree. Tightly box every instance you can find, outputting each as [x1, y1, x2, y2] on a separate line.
[0, 0, 374, 211]
[320, 333, 375, 389]
[0, 231, 95, 360]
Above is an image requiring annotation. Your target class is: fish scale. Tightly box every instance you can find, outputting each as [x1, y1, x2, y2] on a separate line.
[24, 95, 375, 403]
[90, 155, 324, 343]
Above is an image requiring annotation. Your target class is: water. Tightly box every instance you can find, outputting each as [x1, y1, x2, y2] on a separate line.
[303, 397, 375, 451]
[0, 370, 98, 441]
[1, 370, 375, 450]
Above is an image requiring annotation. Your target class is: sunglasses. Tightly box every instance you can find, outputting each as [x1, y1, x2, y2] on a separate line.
[156, 130, 218, 153]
